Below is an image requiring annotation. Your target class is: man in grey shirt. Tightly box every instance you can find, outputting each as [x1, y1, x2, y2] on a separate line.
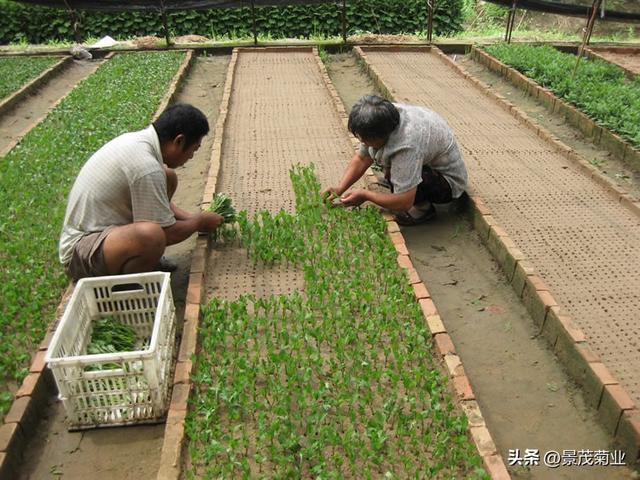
[59, 103, 223, 281]
[325, 95, 468, 225]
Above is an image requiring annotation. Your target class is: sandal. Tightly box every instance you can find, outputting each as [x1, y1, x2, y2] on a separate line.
[394, 205, 437, 226]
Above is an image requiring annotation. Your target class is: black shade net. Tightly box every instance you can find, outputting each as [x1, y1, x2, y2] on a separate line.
[13, 0, 338, 11]
[484, 0, 640, 23]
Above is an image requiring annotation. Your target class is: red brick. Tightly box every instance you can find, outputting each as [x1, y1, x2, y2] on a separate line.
[453, 375, 475, 401]
[511, 259, 535, 297]
[406, 267, 420, 285]
[426, 315, 446, 335]
[483, 454, 511, 480]
[557, 313, 586, 343]
[389, 232, 404, 245]
[472, 197, 491, 216]
[472, 210, 495, 241]
[173, 360, 193, 385]
[185, 272, 203, 305]
[178, 320, 198, 362]
[189, 246, 206, 274]
[470, 426, 497, 457]
[382, 212, 395, 222]
[4, 396, 30, 425]
[419, 298, 438, 317]
[157, 421, 185, 480]
[0, 423, 21, 453]
[15, 373, 39, 398]
[183, 302, 200, 323]
[394, 242, 409, 256]
[599, 385, 636, 435]
[28, 350, 47, 374]
[38, 329, 55, 351]
[444, 354, 463, 377]
[434, 333, 456, 356]
[461, 400, 485, 428]
[412, 282, 430, 300]
[386, 221, 400, 233]
[396, 254, 413, 270]
[169, 384, 191, 412]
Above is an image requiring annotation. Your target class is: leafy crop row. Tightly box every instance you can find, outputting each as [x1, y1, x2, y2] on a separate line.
[0, 55, 58, 101]
[484, 43, 640, 148]
[0, 51, 184, 415]
[185, 165, 487, 478]
[0, 0, 464, 44]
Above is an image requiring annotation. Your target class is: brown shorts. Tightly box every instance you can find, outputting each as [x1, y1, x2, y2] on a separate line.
[65, 226, 115, 282]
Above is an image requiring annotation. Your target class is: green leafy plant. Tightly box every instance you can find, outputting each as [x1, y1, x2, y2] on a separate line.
[0, 55, 58, 101]
[86, 316, 138, 370]
[185, 164, 488, 478]
[484, 43, 640, 149]
[208, 192, 237, 242]
[0, 51, 184, 417]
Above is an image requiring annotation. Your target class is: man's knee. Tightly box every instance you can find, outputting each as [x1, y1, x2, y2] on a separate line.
[164, 166, 178, 199]
[133, 222, 166, 254]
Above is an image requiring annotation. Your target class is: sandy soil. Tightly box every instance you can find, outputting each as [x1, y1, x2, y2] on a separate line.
[456, 54, 640, 200]
[16, 54, 230, 480]
[590, 50, 640, 76]
[327, 51, 638, 479]
[0, 59, 100, 156]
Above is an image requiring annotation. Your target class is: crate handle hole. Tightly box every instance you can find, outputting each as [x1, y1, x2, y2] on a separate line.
[111, 283, 144, 294]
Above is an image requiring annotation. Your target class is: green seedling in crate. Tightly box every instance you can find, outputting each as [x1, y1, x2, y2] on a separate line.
[86, 316, 138, 371]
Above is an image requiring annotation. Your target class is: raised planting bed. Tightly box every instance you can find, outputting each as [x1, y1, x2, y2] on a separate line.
[0, 55, 60, 103]
[480, 44, 640, 158]
[0, 51, 185, 417]
[184, 164, 488, 479]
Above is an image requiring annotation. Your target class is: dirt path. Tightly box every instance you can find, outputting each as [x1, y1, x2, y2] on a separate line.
[204, 49, 353, 300]
[326, 51, 636, 479]
[16, 55, 229, 480]
[360, 48, 640, 414]
[0, 59, 100, 156]
[455, 54, 640, 200]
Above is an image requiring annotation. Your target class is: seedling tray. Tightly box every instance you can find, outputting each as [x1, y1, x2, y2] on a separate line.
[46, 272, 176, 430]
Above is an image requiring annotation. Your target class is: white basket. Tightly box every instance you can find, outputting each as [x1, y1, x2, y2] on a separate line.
[45, 272, 177, 430]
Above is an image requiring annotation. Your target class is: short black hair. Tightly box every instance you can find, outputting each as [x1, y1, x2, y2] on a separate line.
[348, 95, 400, 141]
[152, 103, 209, 149]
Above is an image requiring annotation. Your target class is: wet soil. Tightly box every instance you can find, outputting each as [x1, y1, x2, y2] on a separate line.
[455, 53, 640, 200]
[0, 59, 100, 156]
[326, 51, 638, 479]
[16, 54, 229, 480]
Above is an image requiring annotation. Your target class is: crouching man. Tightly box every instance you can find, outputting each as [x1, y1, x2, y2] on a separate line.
[59, 102, 223, 281]
[324, 95, 468, 225]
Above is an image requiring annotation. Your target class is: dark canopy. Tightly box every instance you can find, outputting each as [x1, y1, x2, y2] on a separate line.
[13, 0, 337, 11]
[484, 0, 640, 23]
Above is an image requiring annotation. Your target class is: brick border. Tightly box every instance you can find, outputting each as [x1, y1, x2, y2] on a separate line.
[0, 55, 72, 119]
[333, 46, 510, 479]
[155, 47, 238, 480]
[584, 46, 639, 80]
[470, 45, 640, 173]
[354, 45, 640, 467]
[0, 49, 195, 480]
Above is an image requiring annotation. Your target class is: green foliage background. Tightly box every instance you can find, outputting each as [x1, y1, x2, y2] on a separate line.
[0, 0, 464, 44]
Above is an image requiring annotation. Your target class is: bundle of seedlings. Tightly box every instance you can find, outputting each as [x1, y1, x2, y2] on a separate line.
[209, 192, 238, 242]
[86, 316, 138, 370]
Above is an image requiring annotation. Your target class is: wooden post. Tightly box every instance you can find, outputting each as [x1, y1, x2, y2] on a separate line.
[63, 0, 82, 44]
[505, 0, 518, 43]
[342, 0, 347, 44]
[572, 0, 602, 78]
[427, 0, 436, 43]
[251, 0, 258, 45]
[159, 0, 172, 47]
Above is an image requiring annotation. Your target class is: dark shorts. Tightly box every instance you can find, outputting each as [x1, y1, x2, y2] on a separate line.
[387, 166, 453, 204]
[65, 226, 114, 282]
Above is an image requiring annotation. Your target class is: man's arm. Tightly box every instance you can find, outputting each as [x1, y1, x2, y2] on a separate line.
[163, 212, 223, 246]
[324, 151, 373, 196]
[340, 186, 416, 211]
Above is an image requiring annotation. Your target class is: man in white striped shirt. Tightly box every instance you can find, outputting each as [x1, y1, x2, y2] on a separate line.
[59, 103, 223, 281]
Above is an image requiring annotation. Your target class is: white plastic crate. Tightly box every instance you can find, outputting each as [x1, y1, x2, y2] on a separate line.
[45, 272, 177, 430]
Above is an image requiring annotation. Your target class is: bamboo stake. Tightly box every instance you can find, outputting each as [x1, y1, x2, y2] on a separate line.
[572, 0, 603, 79]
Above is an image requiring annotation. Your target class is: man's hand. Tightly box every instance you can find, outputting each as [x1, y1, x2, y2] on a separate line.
[322, 186, 342, 199]
[340, 188, 370, 207]
[198, 212, 224, 233]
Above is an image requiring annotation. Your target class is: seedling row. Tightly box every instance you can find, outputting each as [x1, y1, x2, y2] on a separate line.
[0, 51, 184, 415]
[186, 165, 487, 478]
[484, 43, 640, 148]
[0, 55, 59, 102]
